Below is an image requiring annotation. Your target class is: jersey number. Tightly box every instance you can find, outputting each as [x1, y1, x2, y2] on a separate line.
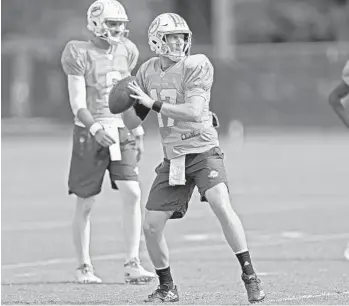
[105, 71, 122, 100]
[150, 89, 177, 127]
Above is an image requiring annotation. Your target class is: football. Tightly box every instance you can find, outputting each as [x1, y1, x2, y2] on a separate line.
[109, 75, 137, 114]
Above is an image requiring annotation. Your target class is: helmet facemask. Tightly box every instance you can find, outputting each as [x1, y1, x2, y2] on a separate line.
[101, 20, 128, 44]
[150, 31, 192, 62]
[163, 32, 191, 62]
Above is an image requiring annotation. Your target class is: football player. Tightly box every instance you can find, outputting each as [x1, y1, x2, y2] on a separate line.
[125, 13, 265, 303]
[328, 60, 349, 261]
[61, 0, 155, 284]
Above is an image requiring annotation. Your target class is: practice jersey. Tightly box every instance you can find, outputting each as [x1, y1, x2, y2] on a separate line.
[136, 54, 219, 159]
[61, 38, 139, 127]
[342, 60, 349, 85]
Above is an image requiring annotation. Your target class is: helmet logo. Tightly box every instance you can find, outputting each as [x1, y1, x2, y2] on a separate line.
[90, 2, 104, 17]
[148, 18, 160, 35]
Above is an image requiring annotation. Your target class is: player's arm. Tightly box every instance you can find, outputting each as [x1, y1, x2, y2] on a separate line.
[328, 61, 349, 128]
[128, 83, 205, 122]
[128, 41, 139, 74]
[122, 64, 151, 130]
[159, 96, 205, 122]
[61, 41, 115, 146]
[328, 81, 349, 128]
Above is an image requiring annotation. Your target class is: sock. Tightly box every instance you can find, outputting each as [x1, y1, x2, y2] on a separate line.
[236, 250, 255, 276]
[156, 266, 173, 288]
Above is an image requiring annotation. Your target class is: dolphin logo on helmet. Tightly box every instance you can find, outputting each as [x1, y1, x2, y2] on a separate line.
[87, 0, 129, 44]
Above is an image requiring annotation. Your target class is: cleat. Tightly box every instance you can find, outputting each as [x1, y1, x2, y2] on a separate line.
[145, 284, 179, 303]
[242, 273, 265, 304]
[344, 243, 349, 261]
[124, 258, 156, 285]
[76, 263, 102, 284]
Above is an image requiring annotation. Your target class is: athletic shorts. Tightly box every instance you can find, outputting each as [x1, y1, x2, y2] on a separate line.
[146, 147, 228, 219]
[68, 125, 138, 198]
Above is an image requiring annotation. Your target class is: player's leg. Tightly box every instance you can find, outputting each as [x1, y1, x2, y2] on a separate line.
[114, 180, 155, 284]
[344, 242, 349, 260]
[109, 128, 155, 283]
[115, 180, 142, 262]
[68, 125, 108, 283]
[72, 196, 102, 283]
[139, 182, 147, 252]
[191, 147, 265, 303]
[143, 160, 195, 302]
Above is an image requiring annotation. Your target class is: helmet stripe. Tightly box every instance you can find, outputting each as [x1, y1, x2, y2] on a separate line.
[168, 13, 178, 26]
[169, 13, 184, 27]
[172, 13, 181, 24]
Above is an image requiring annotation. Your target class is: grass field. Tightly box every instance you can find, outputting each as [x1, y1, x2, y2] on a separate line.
[2, 130, 349, 305]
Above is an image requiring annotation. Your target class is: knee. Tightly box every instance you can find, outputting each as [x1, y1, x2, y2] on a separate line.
[143, 210, 170, 237]
[143, 219, 158, 237]
[75, 196, 95, 219]
[205, 183, 231, 211]
[143, 216, 164, 237]
[117, 181, 141, 203]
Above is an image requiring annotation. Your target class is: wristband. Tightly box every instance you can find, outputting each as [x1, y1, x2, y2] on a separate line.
[89, 123, 103, 136]
[152, 100, 163, 113]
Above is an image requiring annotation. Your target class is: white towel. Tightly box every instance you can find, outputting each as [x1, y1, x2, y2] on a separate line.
[103, 124, 121, 161]
[169, 155, 186, 186]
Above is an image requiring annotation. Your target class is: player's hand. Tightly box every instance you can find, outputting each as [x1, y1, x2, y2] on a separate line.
[94, 129, 116, 147]
[135, 135, 144, 162]
[128, 81, 155, 109]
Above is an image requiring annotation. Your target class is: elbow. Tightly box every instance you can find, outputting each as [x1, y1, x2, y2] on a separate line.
[75, 107, 86, 118]
[192, 114, 202, 122]
[189, 109, 203, 122]
[328, 93, 339, 107]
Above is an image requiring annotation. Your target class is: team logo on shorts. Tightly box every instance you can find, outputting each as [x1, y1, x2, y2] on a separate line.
[133, 167, 139, 175]
[208, 170, 219, 178]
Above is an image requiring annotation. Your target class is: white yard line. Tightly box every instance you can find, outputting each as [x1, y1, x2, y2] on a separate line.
[269, 291, 349, 303]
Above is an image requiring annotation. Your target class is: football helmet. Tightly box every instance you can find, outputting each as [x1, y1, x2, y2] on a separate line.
[87, 0, 129, 44]
[148, 13, 192, 62]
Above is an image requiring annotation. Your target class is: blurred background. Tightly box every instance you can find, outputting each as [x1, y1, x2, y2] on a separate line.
[2, 0, 349, 133]
[2, 3, 349, 303]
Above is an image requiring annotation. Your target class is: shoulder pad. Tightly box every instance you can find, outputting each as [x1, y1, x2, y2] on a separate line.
[61, 40, 88, 76]
[184, 54, 211, 69]
[121, 37, 137, 51]
[184, 54, 214, 92]
[139, 57, 158, 72]
[122, 37, 138, 56]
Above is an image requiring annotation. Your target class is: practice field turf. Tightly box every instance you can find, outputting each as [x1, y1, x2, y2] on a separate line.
[2, 130, 349, 305]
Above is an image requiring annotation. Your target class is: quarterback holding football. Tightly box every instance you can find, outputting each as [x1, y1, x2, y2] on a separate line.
[122, 13, 266, 304]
